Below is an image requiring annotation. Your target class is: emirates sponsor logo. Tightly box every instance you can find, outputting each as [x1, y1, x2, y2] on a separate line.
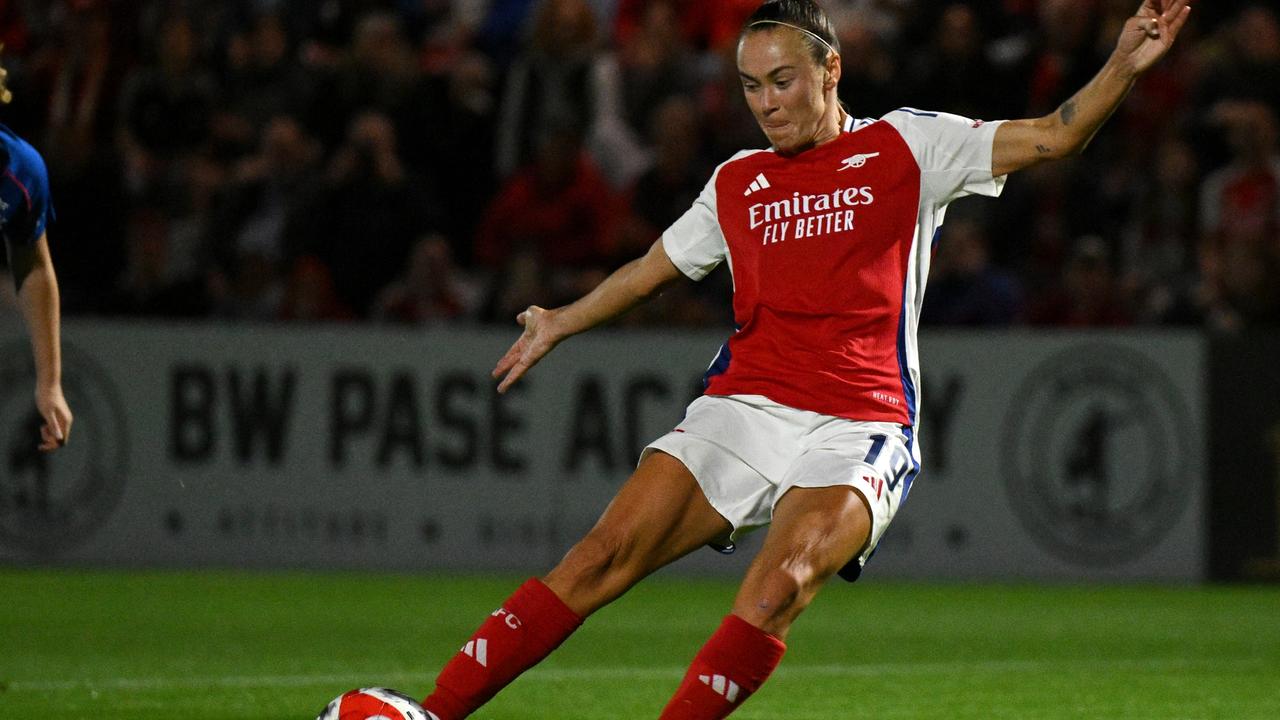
[749, 186, 875, 244]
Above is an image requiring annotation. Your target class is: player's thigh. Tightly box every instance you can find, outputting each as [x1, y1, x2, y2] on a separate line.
[732, 486, 871, 634]
[767, 484, 873, 577]
[551, 450, 732, 581]
[780, 426, 913, 579]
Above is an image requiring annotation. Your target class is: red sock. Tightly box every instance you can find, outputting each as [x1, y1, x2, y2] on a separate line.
[422, 578, 582, 720]
[658, 614, 786, 719]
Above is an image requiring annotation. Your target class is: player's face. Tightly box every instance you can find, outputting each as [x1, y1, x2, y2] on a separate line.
[737, 29, 836, 154]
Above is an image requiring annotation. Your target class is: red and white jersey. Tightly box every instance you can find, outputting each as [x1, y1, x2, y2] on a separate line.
[663, 109, 1006, 427]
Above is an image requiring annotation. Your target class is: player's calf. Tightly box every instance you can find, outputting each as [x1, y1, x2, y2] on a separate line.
[421, 578, 582, 720]
[542, 526, 653, 617]
[656, 614, 786, 720]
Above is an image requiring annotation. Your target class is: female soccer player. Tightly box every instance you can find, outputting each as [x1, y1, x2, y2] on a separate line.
[1, 60, 73, 452]
[421, 1, 1191, 718]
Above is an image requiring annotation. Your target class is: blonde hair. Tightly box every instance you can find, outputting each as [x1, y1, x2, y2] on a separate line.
[0, 44, 11, 104]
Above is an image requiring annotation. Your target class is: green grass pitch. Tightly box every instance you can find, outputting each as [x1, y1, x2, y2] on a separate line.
[1, 569, 1277, 719]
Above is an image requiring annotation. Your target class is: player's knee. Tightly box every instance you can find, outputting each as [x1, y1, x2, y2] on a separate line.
[737, 561, 820, 633]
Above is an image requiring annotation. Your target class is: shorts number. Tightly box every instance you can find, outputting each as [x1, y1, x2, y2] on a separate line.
[864, 434, 911, 492]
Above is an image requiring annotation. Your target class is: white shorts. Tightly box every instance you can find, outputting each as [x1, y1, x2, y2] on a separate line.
[642, 394, 916, 579]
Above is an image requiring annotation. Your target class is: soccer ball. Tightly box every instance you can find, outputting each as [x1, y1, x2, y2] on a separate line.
[316, 687, 434, 720]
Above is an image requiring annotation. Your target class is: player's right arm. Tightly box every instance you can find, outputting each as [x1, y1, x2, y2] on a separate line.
[991, 0, 1191, 177]
[7, 232, 73, 450]
[492, 239, 684, 393]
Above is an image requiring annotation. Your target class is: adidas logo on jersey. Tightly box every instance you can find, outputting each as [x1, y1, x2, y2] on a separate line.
[461, 638, 488, 667]
[698, 674, 741, 702]
[743, 173, 771, 196]
[838, 152, 880, 171]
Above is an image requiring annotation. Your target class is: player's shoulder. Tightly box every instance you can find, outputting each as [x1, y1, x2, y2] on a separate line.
[719, 148, 770, 173]
[876, 107, 993, 135]
[0, 124, 46, 174]
[871, 108, 1000, 162]
[0, 122, 29, 154]
[0, 124, 17, 168]
[709, 148, 772, 192]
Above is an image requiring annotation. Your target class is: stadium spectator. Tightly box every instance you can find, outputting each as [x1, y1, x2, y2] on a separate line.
[293, 110, 434, 316]
[374, 234, 476, 324]
[21, 1, 131, 313]
[619, 96, 712, 258]
[921, 216, 1023, 326]
[412, 50, 499, 265]
[306, 12, 431, 153]
[413, 49, 501, 265]
[611, 0, 703, 142]
[832, 17, 899, 118]
[111, 205, 208, 318]
[615, 95, 734, 329]
[905, 4, 1015, 120]
[1013, 0, 1104, 119]
[165, 152, 224, 290]
[210, 246, 283, 321]
[278, 254, 355, 322]
[1120, 134, 1201, 324]
[1198, 100, 1280, 329]
[475, 121, 620, 275]
[613, 0, 759, 52]
[479, 245, 554, 325]
[18, 0, 127, 150]
[213, 11, 311, 157]
[1026, 234, 1133, 326]
[117, 13, 215, 200]
[494, 0, 645, 188]
[211, 113, 322, 274]
[0, 1, 28, 57]
[1197, 4, 1280, 117]
[494, 0, 602, 179]
[472, 0, 541, 66]
[827, 0, 918, 45]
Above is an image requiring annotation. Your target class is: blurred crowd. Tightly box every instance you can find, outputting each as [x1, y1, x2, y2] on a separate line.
[0, 0, 1277, 330]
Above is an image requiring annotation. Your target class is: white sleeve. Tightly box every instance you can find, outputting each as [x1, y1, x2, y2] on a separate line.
[880, 108, 1006, 206]
[661, 153, 752, 281]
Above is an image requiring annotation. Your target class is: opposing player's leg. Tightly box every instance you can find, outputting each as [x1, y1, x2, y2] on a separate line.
[423, 450, 731, 720]
[658, 484, 872, 720]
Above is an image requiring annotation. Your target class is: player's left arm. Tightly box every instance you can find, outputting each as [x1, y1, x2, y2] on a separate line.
[8, 232, 72, 450]
[992, 0, 1192, 177]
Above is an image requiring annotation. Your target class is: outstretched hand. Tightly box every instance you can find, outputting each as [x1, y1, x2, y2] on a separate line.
[1114, 0, 1192, 77]
[492, 306, 562, 393]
